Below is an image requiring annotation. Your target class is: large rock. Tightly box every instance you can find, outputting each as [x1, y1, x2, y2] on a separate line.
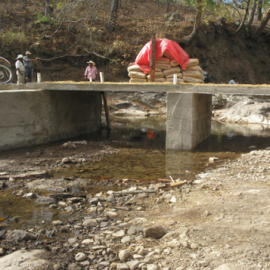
[143, 225, 166, 239]
[0, 249, 52, 269]
[6, 230, 37, 241]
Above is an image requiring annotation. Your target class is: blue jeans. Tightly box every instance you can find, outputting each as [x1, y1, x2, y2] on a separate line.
[25, 66, 33, 82]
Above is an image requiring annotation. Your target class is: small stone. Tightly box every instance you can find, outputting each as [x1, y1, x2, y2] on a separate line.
[143, 225, 166, 239]
[147, 264, 160, 270]
[75, 252, 87, 261]
[99, 261, 110, 268]
[0, 247, 5, 255]
[113, 230, 125, 238]
[58, 201, 67, 207]
[190, 242, 199, 249]
[36, 196, 56, 205]
[126, 261, 140, 270]
[89, 197, 99, 205]
[214, 265, 232, 270]
[119, 250, 131, 261]
[68, 263, 82, 270]
[105, 211, 118, 219]
[53, 263, 62, 270]
[68, 238, 78, 245]
[83, 219, 97, 227]
[121, 236, 132, 244]
[61, 157, 70, 164]
[169, 196, 177, 203]
[52, 220, 63, 226]
[23, 192, 36, 199]
[81, 239, 93, 245]
[127, 226, 144, 235]
[117, 263, 130, 270]
[133, 254, 144, 259]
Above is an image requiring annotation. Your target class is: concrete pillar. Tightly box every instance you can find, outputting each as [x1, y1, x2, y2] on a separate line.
[166, 93, 212, 150]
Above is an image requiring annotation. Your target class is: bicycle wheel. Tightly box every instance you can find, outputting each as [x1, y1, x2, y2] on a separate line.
[0, 64, 13, 84]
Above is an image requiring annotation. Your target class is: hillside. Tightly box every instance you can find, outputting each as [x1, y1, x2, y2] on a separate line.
[1, 0, 270, 84]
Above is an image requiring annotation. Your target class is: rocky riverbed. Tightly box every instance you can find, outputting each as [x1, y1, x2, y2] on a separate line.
[1, 147, 270, 270]
[1, 92, 270, 270]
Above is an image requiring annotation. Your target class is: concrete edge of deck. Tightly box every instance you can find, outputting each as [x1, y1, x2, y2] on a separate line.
[1, 82, 270, 95]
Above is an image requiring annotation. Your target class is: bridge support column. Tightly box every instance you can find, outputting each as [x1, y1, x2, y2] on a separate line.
[166, 93, 212, 150]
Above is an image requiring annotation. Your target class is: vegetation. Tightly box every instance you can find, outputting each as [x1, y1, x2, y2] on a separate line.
[1, 0, 270, 83]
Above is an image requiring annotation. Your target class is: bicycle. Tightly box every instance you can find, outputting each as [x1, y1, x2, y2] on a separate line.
[0, 56, 13, 84]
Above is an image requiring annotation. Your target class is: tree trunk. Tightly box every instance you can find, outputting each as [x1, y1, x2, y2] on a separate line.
[45, 0, 52, 17]
[186, 0, 202, 41]
[107, 0, 119, 32]
[256, 0, 262, 21]
[247, 0, 257, 29]
[253, 9, 270, 37]
[166, 0, 169, 12]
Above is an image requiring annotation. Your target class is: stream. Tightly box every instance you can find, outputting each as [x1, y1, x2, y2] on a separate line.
[1, 116, 270, 230]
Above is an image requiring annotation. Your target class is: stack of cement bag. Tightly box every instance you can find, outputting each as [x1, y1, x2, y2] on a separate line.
[182, 58, 204, 83]
[127, 57, 204, 84]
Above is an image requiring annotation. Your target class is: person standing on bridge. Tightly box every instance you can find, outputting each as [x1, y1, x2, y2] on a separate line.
[15, 54, 25, 85]
[84, 60, 98, 82]
[23, 51, 39, 83]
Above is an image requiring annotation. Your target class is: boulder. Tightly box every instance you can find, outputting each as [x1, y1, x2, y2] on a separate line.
[0, 249, 52, 269]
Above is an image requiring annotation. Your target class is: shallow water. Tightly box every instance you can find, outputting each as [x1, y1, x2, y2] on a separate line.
[1, 117, 270, 229]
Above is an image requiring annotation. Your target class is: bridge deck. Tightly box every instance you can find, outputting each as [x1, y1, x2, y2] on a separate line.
[1, 82, 270, 96]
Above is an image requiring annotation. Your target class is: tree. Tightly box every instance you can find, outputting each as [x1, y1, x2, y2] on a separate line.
[253, 9, 270, 37]
[186, 0, 202, 42]
[107, 0, 119, 32]
[256, 0, 263, 21]
[45, 0, 53, 17]
[247, 0, 257, 29]
[166, 0, 170, 12]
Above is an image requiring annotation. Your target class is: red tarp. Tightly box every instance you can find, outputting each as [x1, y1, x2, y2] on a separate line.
[134, 39, 190, 74]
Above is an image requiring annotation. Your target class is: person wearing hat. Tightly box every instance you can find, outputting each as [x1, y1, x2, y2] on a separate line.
[15, 54, 25, 84]
[23, 51, 39, 83]
[84, 60, 98, 81]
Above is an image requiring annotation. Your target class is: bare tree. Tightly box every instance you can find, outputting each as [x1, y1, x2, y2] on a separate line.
[253, 9, 270, 37]
[256, 0, 263, 21]
[166, 0, 170, 12]
[107, 0, 119, 32]
[186, 0, 202, 41]
[247, 0, 257, 29]
[45, 0, 53, 17]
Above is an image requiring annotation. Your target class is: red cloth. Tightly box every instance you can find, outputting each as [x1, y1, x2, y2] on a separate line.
[134, 39, 189, 74]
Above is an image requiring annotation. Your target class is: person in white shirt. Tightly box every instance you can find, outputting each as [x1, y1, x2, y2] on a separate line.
[15, 54, 25, 84]
[228, 77, 238, 84]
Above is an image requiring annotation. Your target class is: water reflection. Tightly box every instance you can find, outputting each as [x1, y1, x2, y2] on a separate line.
[2, 117, 270, 229]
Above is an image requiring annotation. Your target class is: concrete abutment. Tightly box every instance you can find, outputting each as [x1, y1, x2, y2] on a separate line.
[166, 93, 212, 150]
[0, 90, 101, 150]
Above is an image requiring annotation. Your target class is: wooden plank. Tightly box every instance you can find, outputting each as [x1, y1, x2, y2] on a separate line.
[150, 35, 156, 82]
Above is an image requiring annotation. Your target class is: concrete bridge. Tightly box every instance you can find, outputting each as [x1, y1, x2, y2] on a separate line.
[0, 82, 269, 151]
